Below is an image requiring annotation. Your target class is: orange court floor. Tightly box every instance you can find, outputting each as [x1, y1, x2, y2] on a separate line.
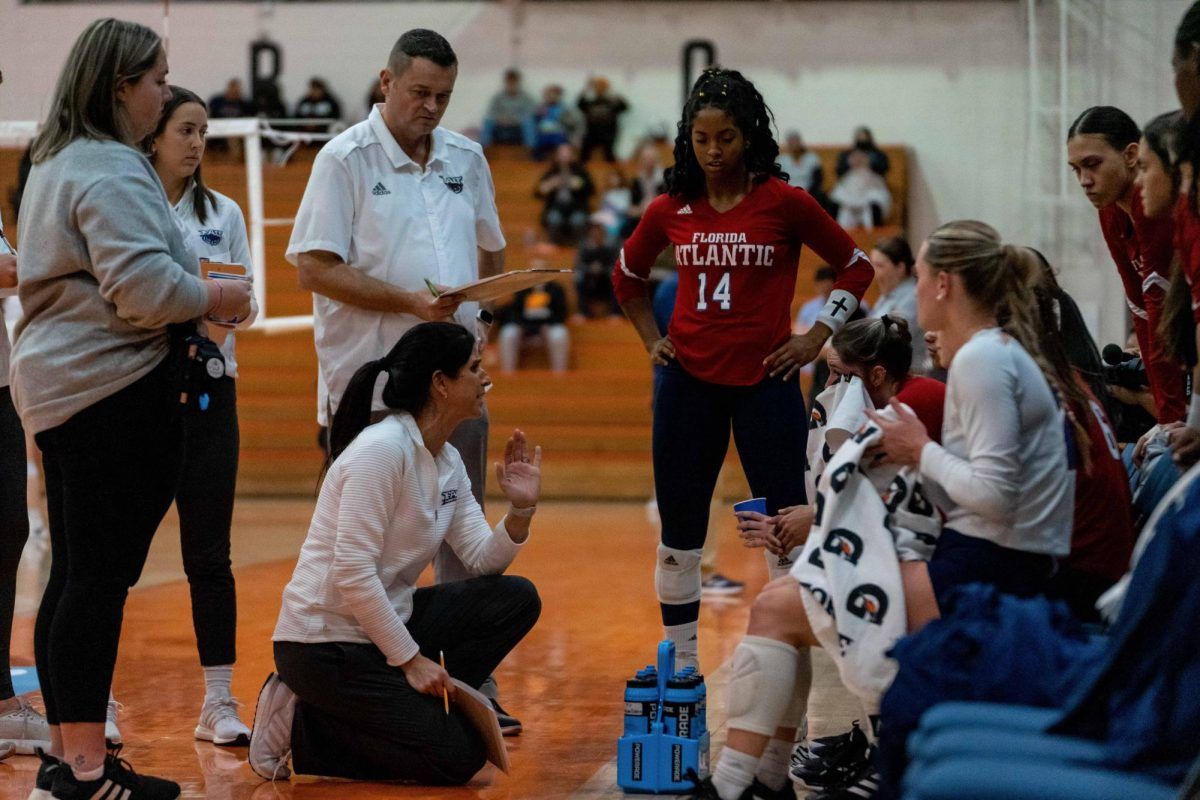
[1, 499, 859, 800]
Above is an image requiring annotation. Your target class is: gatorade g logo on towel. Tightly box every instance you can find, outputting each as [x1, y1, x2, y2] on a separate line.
[846, 584, 889, 625]
[813, 491, 826, 526]
[442, 175, 464, 194]
[800, 581, 835, 618]
[199, 229, 224, 247]
[441, 489, 458, 505]
[851, 424, 879, 445]
[822, 529, 865, 566]
[884, 475, 908, 513]
[829, 462, 856, 493]
[810, 399, 828, 430]
[907, 483, 934, 517]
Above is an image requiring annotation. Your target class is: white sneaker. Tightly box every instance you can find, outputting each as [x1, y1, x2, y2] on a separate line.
[105, 697, 123, 747]
[249, 673, 295, 781]
[195, 696, 251, 747]
[0, 696, 50, 754]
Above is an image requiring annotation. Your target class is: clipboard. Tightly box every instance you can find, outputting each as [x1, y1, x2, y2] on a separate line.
[450, 678, 510, 774]
[200, 260, 251, 282]
[436, 269, 571, 304]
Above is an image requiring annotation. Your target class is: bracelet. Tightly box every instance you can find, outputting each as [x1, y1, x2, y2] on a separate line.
[508, 504, 537, 518]
[1187, 393, 1200, 429]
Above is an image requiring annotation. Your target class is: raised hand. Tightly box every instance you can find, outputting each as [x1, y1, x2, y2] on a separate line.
[494, 428, 542, 509]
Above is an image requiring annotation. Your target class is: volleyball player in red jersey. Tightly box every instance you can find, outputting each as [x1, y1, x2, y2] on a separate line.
[612, 67, 872, 669]
[1067, 106, 1186, 425]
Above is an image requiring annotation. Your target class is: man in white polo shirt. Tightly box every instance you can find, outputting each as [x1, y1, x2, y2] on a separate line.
[287, 29, 518, 728]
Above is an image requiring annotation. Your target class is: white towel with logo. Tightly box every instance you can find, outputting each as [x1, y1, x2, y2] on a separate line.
[805, 376, 873, 501]
[792, 412, 941, 706]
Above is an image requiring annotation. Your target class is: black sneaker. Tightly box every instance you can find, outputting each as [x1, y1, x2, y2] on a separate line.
[790, 721, 869, 792]
[792, 720, 864, 769]
[28, 748, 62, 800]
[490, 699, 522, 737]
[683, 771, 776, 800]
[50, 747, 180, 800]
[810, 749, 880, 799]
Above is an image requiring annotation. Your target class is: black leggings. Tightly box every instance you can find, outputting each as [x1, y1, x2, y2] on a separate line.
[34, 359, 184, 724]
[177, 376, 239, 666]
[274, 575, 541, 784]
[0, 387, 29, 700]
[652, 361, 808, 623]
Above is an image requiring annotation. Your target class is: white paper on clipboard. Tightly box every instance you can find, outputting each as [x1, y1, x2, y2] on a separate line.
[200, 261, 251, 282]
[439, 269, 571, 304]
[450, 678, 510, 774]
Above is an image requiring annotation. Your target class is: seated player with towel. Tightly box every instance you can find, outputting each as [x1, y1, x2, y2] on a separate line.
[249, 322, 542, 785]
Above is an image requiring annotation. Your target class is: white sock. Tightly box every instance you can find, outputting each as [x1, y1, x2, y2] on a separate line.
[73, 764, 105, 782]
[203, 664, 234, 702]
[663, 621, 699, 671]
[712, 747, 759, 800]
[754, 737, 792, 791]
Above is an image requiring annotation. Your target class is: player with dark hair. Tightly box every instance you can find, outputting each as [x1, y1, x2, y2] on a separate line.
[1066, 106, 1186, 425]
[612, 67, 872, 672]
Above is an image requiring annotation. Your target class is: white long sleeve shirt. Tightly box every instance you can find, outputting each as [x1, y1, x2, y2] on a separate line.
[273, 413, 526, 666]
[919, 328, 1074, 556]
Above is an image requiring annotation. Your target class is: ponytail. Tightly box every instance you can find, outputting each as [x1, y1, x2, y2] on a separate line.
[327, 322, 476, 464]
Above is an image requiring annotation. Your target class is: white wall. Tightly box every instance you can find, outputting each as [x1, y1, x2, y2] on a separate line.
[0, 0, 1193, 342]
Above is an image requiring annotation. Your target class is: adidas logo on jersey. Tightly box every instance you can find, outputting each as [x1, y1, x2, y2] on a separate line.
[677, 204, 693, 215]
[372, 182, 391, 196]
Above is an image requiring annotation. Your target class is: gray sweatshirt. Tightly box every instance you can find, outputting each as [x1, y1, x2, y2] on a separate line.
[10, 138, 210, 434]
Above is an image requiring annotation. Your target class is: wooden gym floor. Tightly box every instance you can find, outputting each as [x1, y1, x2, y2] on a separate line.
[2, 498, 860, 800]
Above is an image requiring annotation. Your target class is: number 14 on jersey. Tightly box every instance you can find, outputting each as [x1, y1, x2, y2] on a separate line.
[697, 272, 732, 311]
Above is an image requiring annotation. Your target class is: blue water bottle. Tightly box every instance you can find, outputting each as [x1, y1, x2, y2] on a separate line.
[662, 675, 699, 739]
[693, 673, 708, 738]
[624, 672, 660, 736]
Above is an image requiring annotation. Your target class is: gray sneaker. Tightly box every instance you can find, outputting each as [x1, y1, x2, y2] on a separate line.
[249, 674, 296, 781]
[0, 696, 50, 755]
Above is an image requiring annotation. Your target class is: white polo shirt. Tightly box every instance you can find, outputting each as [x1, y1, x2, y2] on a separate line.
[287, 105, 506, 425]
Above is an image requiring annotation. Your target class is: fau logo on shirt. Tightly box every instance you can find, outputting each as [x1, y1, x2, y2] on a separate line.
[675, 232, 776, 268]
[441, 175, 464, 194]
[199, 229, 224, 247]
[440, 489, 458, 506]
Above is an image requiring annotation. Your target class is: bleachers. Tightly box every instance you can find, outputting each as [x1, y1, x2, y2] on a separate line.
[0, 140, 907, 500]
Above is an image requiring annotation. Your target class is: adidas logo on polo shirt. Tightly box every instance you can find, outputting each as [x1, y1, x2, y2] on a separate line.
[677, 205, 693, 215]
[371, 182, 390, 196]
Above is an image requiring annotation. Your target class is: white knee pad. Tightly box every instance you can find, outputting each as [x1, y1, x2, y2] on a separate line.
[655, 545, 703, 606]
[778, 647, 813, 732]
[726, 635, 799, 737]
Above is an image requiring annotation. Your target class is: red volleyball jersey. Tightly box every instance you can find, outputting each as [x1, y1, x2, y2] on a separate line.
[1099, 191, 1186, 423]
[1174, 192, 1200, 324]
[613, 178, 873, 385]
[1066, 382, 1134, 583]
[895, 375, 946, 444]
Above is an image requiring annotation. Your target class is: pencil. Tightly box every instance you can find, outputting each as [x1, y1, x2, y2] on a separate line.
[424, 277, 442, 298]
[440, 650, 449, 715]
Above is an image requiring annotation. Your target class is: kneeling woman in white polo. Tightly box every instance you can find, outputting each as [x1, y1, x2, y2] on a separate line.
[252, 321, 542, 784]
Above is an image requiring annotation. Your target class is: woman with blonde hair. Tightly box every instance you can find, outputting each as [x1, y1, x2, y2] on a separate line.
[11, 18, 249, 800]
[690, 220, 1077, 800]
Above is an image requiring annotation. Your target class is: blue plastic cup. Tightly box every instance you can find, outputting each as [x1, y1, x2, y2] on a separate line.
[733, 497, 767, 517]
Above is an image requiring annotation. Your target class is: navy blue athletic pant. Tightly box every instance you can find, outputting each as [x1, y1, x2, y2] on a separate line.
[652, 360, 808, 624]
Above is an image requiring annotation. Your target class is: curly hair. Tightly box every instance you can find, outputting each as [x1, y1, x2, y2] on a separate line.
[663, 67, 787, 198]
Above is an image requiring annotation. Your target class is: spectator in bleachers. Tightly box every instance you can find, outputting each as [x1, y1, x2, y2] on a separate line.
[870, 235, 928, 372]
[574, 214, 622, 320]
[208, 78, 251, 119]
[598, 169, 632, 239]
[295, 78, 342, 125]
[481, 69, 536, 149]
[779, 130, 824, 195]
[829, 148, 892, 229]
[625, 143, 666, 238]
[536, 143, 594, 246]
[532, 85, 582, 160]
[577, 76, 628, 163]
[497, 282, 570, 373]
[836, 125, 890, 177]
